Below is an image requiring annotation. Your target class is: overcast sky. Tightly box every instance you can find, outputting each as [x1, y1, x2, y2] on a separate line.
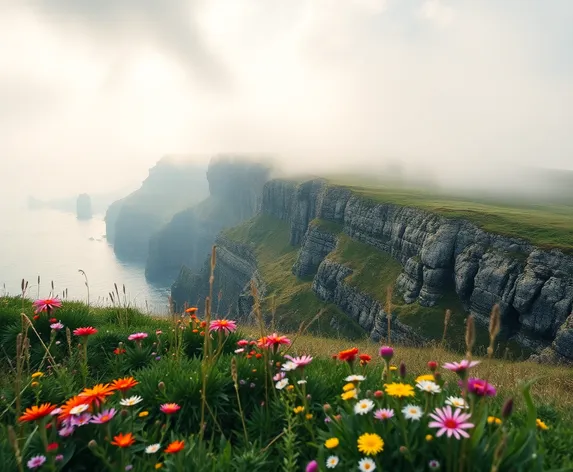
[1, 0, 572, 198]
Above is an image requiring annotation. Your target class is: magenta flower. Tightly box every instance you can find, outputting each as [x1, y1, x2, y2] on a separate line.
[32, 298, 62, 314]
[306, 460, 319, 472]
[209, 319, 238, 334]
[27, 455, 47, 469]
[237, 339, 249, 347]
[50, 322, 64, 331]
[428, 406, 474, 439]
[55, 455, 64, 462]
[374, 408, 395, 421]
[284, 355, 313, 368]
[379, 346, 394, 360]
[128, 332, 148, 342]
[465, 378, 497, 397]
[91, 408, 117, 424]
[443, 360, 480, 374]
[70, 413, 92, 427]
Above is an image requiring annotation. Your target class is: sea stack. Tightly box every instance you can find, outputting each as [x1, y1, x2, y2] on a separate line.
[77, 193, 93, 220]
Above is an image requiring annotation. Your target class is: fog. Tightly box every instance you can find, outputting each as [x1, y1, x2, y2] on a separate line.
[1, 0, 572, 200]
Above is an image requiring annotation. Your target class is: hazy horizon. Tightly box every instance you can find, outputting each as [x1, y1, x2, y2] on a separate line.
[1, 0, 572, 200]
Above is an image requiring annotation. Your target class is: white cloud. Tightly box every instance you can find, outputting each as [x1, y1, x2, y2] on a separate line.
[418, 0, 455, 26]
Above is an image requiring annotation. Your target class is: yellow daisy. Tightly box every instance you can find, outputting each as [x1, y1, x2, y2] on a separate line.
[343, 382, 356, 392]
[357, 432, 384, 456]
[415, 374, 435, 383]
[487, 416, 502, 425]
[341, 389, 357, 401]
[325, 438, 339, 449]
[384, 382, 415, 398]
[536, 418, 549, 430]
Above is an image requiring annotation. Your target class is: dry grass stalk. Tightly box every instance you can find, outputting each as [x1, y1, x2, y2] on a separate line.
[385, 286, 393, 345]
[465, 314, 476, 358]
[488, 304, 501, 358]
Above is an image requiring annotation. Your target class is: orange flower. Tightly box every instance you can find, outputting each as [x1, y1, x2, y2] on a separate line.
[359, 354, 372, 365]
[113, 347, 126, 355]
[19, 403, 57, 422]
[200, 321, 207, 328]
[164, 440, 185, 454]
[111, 432, 136, 448]
[79, 383, 116, 406]
[338, 347, 359, 362]
[59, 396, 90, 421]
[111, 377, 139, 392]
[185, 307, 197, 314]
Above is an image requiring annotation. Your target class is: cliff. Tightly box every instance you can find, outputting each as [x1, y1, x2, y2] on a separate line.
[76, 194, 92, 220]
[105, 157, 209, 262]
[145, 157, 272, 283]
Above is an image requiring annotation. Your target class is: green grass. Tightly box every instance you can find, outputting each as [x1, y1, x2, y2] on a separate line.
[328, 181, 573, 254]
[225, 215, 365, 338]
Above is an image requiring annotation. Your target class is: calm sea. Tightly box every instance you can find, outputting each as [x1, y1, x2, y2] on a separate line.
[0, 203, 171, 314]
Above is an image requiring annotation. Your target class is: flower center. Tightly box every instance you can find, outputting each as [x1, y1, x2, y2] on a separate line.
[444, 418, 458, 429]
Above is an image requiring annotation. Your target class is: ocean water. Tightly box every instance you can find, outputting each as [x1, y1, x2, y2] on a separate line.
[0, 204, 171, 314]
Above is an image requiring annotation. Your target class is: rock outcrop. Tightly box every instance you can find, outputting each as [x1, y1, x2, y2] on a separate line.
[76, 194, 92, 220]
[145, 157, 272, 283]
[105, 157, 209, 262]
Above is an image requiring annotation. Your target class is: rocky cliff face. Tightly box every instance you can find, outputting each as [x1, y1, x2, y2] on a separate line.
[105, 157, 209, 262]
[145, 157, 272, 283]
[260, 179, 573, 362]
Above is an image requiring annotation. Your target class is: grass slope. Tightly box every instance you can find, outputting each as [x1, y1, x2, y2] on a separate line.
[224, 215, 365, 339]
[328, 182, 573, 254]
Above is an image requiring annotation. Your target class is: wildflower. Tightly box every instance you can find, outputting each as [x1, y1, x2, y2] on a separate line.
[338, 347, 359, 362]
[164, 440, 185, 454]
[297, 380, 307, 385]
[125, 466, 133, 471]
[69, 404, 89, 416]
[502, 398, 514, 419]
[358, 458, 376, 471]
[359, 354, 372, 365]
[156, 330, 163, 335]
[536, 418, 549, 430]
[27, 455, 47, 469]
[234, 348, 245, 354]
[466, 378, 497, 397]
[50, 322, 64, 331]
[379, 346, 394, 361]
[73, 326, 98, 337]
[402, 404, 423, 421]
[326, 456, 339, 469]
[263, 333, 292, 347]
[50, 408, 61, 416]
[58, 396, 90, 421]
[120, 396, 143, 407]
[160, 403, 181, 415]
[428, 361, 438, 371]
[249, 382, 256, 389]
[374, 390, 383, 398]
[354, 399, 375, 415]
[306, 461, 319, 472]
[341, 389, 357, 400]
[155, 464, 163, 469]
[273, 372, 286, 381]
[139, 411, 149, 418]
[185, 307, 197, 313]
[345, 374, 365, 382]
[429, 460, 440, 470]
[33, 298, 62, 314]
[55, 455, 63, 462]
[357, 432, 384, 455]
[46, 443, 58, 452]
[19, 403, 57, 422]
[443, 360, 479, 377]
[429, 406, 474, 439]
[111, 377, 139, 392]
[146, 443, 161, 454]
[31, 372, 43, 379]
[415, 374, 435, 383]
[111, 432, 136, 448]
[128, 332, 148, 342]
[281, 361, 297, 372]
[272, 378, 288, 391]
[389, 365, 397, 371]
[487, 416, 502, 425]
[237, 339, 249, 347]
[91, 408, 117, 424]
[114, 347, 126, 355]
[31, 382, 39, 388]
[416, 380, 442, 394]
[343, 382, 355, 392]
[284, 354, 313, 368]
[58, 425, 74, 437]
[445, 396, 468, 409]
[384, 382, 414, 398]
[399, 361, 407, 378]
[426, 434, 433, 441]
[374, 408, 394, 421]
[325, 438, 339, 449]
[209, 319, 237, 334]
[71, 413, 92, 427]
[80, 383, 116, 406]
[305, 413, 313, 420]
[293, 406, 305, 414]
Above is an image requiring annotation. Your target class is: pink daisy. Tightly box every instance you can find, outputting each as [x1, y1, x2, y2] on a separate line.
[50, 322, 64, 331]
[374, 408, 395, 421]
[27, 455, 47, 469]
[209, 319, 237, 334]
[70, 413, 92, 427]
[32, 298, 62, 314]
[428, 406, 474, 439]
[91, 408, 117, 424]
[128, 332, 148, 342]
[442, 360, 480, 373]
[284, 355, 313, 368]
[465, 378, 497, 397]
[237, 339, 249, 347]
[160, 403, 181, 414]
[58, 425, 75, 437]
[264, 333, 292, 348]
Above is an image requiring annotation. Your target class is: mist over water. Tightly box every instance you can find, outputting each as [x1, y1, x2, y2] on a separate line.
[0, 203, 170, 313]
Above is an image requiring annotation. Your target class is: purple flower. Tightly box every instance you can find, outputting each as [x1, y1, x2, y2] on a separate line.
[465, 378, 497, 397]
[50, 322, 64, 331]
[55, 455, 64, 462]
[155, 356, 161, 361]
[379, 346, 394, 360]
[27, 455, 46, 469]
[70, 413, 92, 427]
[91, 408, 117, 424]
[58, 425, 75, 437]
[306, 460, 319, 472]
[273, 372, 286, 381]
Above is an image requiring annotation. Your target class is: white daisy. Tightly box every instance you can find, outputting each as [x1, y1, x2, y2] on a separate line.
[145, 443, 161, 454]
[281, 361, 297, 372]
[354, 399, 375, 415]
[69, 404, 89, 415]
[326, 455, 339, 469]
[402, 404, 423, 421]
[275, 379, 289, 390]
[297, 380, 307, 385]
[445, 396, 468, 409]
[344, 375, 366, 382]
[120, 395, 143, 407]
[416, 380, 442, 395]
[358, 457, 376, 471]
[234, 348, 245, 354]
